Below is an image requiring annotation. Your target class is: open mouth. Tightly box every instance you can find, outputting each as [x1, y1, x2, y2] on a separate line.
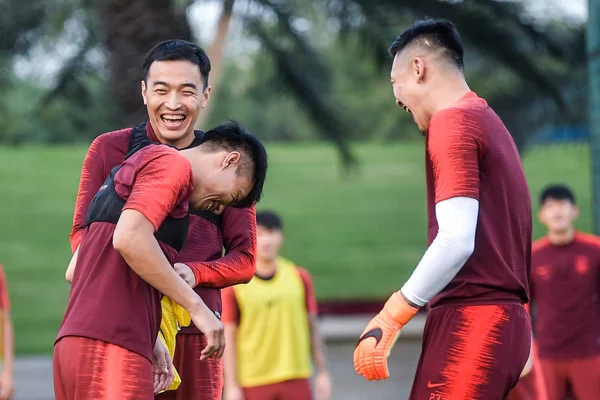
[161, 114, 186, 129]
[398, 101, 412, 114]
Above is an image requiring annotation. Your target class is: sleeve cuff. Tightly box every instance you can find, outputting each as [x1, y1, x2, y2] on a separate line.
[186, 262, 203, 286]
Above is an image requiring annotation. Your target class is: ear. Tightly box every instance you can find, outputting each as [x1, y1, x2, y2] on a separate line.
[537, 208, 544, 224]
[413, 57, 425, 83]
[222, 151, 241, 170]
[201, 86, 212, 109]
[573, 205, 580, 220]
[141, 80, 148, 105]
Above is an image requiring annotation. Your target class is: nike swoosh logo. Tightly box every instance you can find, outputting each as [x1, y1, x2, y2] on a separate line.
[356, 328, 383, 347]
[427, 382, 447, 389]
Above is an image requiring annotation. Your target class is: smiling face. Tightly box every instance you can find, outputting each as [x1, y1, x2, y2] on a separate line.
[187, 150, 254, 213]
[141, 60, 211, 147]
[538, 197, 579, 234]
[390, 51, 430, 133]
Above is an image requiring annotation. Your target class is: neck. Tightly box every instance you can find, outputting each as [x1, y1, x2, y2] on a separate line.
[148, 122, 196, 149]
[426, 73, 471, 122]
[256, 257, 278, 276]
[180, 149, 210, 186]
[548, 227, 576, 245]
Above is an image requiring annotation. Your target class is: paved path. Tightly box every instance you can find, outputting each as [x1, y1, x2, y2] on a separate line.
[13, 315, 425, 399]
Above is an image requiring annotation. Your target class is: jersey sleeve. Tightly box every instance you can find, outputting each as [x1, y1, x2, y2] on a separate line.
[119, 148, 193, 231]
[0, 265, 10, 312]
[221, 287, 240, 324]
[427, 107, 486, 203]
[70, 137, 108, 252]
[297, 267, 319, 315]
[70, 130, 131, 252]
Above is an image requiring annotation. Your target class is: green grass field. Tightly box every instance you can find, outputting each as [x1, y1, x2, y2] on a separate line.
[0, 142, 592, 354]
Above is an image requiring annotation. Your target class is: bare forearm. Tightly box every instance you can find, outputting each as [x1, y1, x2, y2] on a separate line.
[310, 316, 328, 373]
[65, 246, 79, 284]
[223, 324, 239, 388]
[114, 232, 203, 313]
[2, 314, 13, 376]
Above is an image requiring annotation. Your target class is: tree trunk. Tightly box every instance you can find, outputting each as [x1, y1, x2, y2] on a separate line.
[195, 0, 235, 130]
[100, 0, 193, 126]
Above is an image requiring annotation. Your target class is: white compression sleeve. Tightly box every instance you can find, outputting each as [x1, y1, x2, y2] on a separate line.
[400, 197, 479, 307]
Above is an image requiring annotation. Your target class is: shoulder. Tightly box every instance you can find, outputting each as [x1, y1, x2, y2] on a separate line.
[574, 232, 600, 251]
[295, 266, 313, 284]
[132, 145, 189, 171]
[532, 237, 552, 254]
[90, 128, 132, 153]
[428, 100, 487, 149]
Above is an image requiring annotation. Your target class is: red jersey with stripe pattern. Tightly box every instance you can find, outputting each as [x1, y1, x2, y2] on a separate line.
[57, 145, 193, 361]
[530, 232, 600, 359]
[426, 91, 532, 308]
[69, 123, 256, 333]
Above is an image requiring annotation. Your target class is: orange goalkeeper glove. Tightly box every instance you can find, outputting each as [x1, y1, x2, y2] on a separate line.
[354, 291, 419, 380]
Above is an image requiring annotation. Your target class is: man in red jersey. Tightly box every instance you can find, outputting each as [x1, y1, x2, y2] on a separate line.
[68, 40, 263, 399]
[528, 185, 600, 400]
[354, 19, 532, 399]
[55, 124, 267, 400]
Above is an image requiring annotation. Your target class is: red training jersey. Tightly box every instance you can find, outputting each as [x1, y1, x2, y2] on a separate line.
[530, 232, 600, 359]
[57, 145, 193, 361]
[70, 123, 256, 333]
[426, 91, 532, 308]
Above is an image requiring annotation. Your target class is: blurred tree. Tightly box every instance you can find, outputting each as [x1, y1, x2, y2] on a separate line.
[1, 0, 584, 166]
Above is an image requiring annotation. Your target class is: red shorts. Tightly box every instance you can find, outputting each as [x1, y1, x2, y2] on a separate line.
[53, 336, 153, 400]
[506, 343, 548, 400]
[154, 333, 223, 400]
[409, 303, 531, 400]
[242, 378, 312, 400]
[539, 354, 600, 400]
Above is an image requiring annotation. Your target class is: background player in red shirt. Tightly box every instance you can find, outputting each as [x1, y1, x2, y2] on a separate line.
[529, 185, 600, 400]
[68, 40, 261, 399]
[0, 264, 13, 400]
[55, 125, 267, 400]
[354, 19, 532, 399]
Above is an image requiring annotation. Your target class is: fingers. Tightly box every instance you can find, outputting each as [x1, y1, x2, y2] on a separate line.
[200, 326, 226, 360]
[354, 340, 386, 381]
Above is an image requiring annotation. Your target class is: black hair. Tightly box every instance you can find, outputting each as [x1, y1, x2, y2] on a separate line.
[388, 18, 464, 70]
[540, 184, 576, 205]
[256, 210, 283, 231]
[142, 40, 211, 89]
[200, 120, 268, 208]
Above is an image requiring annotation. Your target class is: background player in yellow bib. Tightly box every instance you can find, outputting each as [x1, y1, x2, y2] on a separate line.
[221, 210, 332, 400]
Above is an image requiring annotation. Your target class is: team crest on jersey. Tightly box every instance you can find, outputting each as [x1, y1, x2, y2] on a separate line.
[575, 256, 589, 275]
[536, 264, 551, 279]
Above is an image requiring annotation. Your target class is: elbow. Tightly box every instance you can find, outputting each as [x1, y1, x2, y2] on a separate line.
[456, 235, 475, 263]
[65, 270, 73, 284]
[112, 226, 136, 257]
[236, 252, 256, 284]
[238, 258, 256, 284]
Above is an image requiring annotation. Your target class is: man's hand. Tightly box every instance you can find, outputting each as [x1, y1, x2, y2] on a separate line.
[315, 370, 332, 400]
[174, 263, 195, 287]
[0, 371, 13, 400]
[189, 302, 225, 360]
[152, 338, 174, 394]
[224, 384, 244, 400]
[354, 291, 419, 381]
